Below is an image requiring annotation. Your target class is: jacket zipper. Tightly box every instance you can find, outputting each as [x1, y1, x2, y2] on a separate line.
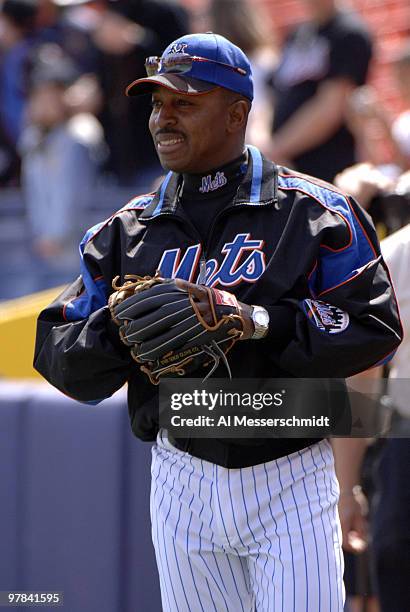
[199, 199, 276, 284]
[197, 205, 238, 285]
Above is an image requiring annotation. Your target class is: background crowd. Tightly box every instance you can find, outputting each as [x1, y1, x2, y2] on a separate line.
[0, 1, 409, 611]
[0, 0, 409, 297]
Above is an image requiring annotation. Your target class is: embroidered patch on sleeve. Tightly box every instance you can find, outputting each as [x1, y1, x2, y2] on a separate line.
[303, 299, 349, 334]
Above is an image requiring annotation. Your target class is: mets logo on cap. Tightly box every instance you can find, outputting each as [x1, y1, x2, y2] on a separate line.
[168, 43, 188, 55]
[303, 299, 349, 334]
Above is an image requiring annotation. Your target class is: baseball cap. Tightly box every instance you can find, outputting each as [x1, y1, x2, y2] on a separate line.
[126, 32, 253, 101]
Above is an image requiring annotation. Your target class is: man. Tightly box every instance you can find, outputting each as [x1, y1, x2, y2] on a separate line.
[371, 225, 410, 612]
[269, 0, 373, 182]
[34, 33, 401, 611]
[345, 223, 410, 612]
[89, 0, 190, 185]
[0, 0, 39, 147]
[20, 44, 104, 289]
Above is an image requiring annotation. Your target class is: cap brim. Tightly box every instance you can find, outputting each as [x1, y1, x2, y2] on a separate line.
[126, 73, 217, 97]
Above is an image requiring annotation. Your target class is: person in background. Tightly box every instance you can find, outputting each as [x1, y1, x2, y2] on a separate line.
[331, 220, 410, 611]
[0, 0, 103, 187]
[19, 44, 105, 288]
[332, 436, 380, 612]
[335, 40, 410, 238]
[0, 0, 40, 150]
[268, 0, 372, 182]
[36, 1, 104, 118]
[35, 0, 102, 74]
[371, 224, 410, 612]
[335, 162, 410, 239]
[346, 39, 410, 174]
[207, 0, 277, 151]
[332, 162, 410, 608]
[391, 43, 410, 168]
[90, 0, 190, 187]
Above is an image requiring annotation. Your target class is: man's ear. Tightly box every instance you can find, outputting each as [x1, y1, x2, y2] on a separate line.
[226, 99, 250, 133]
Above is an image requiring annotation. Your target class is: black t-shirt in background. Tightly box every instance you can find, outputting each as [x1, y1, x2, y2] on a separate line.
[271, 10, 373, 182]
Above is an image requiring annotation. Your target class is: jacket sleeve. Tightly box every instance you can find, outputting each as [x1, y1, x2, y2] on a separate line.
[277, 196, 403, 377]
[34, 224, 133, 402]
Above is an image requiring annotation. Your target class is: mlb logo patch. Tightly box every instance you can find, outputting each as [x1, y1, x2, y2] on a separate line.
[303, 299, 349, 334]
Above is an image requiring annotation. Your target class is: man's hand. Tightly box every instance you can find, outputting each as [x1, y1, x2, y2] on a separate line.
[331, 437, 369, 553]
[174, 279, 255, 340]
[338, 486, 368, 554]
[108, 274, 254, 384]
[268, 78, 355, 162]
[334, 162, 395, 209]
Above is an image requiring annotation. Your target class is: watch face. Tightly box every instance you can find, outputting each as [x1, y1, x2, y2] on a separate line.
[255, 310, 269, 327]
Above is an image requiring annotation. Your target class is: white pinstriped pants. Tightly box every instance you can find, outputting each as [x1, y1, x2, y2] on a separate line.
[150, 431, 345, 612]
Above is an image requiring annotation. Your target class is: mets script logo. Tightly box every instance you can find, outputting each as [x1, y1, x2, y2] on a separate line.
[303, 299, 349, 334]
[199, 171, 227, 193]
[157, 233, 265, 287]
[167, 43, 188, 55]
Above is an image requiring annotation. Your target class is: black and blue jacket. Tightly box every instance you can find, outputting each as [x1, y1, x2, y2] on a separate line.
[34, 146, 402, 467]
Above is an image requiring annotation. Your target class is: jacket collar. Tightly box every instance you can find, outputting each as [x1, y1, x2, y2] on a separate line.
[139, 145, 278, 221]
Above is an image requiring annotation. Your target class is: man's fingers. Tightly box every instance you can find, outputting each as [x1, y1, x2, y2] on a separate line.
[174, 278, 207, 300]
[338, 495, 368, 553]
[353, 511, 368, 541]
[174, 279, 214, 322]
[346, 531, 368, 554]
[195, 301, 214, 324]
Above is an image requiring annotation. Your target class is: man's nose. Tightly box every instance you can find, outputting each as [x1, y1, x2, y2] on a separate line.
[155, 103, 177, 128]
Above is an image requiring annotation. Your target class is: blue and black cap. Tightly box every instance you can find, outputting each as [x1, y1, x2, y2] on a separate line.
[126, 32, 253, 102]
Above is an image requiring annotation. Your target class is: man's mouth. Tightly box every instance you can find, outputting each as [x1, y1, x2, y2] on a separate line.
[156, 134, 185, 152]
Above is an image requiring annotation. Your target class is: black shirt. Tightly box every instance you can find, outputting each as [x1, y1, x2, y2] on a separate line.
[180, 152, 248, 244]
[271, 10, 372, 182]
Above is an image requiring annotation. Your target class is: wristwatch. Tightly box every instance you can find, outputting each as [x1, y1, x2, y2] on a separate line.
[250, 305, 270, 340]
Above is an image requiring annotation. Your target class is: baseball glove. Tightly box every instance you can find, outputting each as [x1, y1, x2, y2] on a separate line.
[108, 273, 245, 384]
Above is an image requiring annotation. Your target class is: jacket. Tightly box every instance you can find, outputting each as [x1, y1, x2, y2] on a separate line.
[34, 146, 402, 467]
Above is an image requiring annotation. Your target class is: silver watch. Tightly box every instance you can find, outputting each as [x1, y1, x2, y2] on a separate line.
[251, 305, 269, 340]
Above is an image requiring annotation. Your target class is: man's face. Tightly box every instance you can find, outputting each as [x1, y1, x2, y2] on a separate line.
[148, 86, 239, 174]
